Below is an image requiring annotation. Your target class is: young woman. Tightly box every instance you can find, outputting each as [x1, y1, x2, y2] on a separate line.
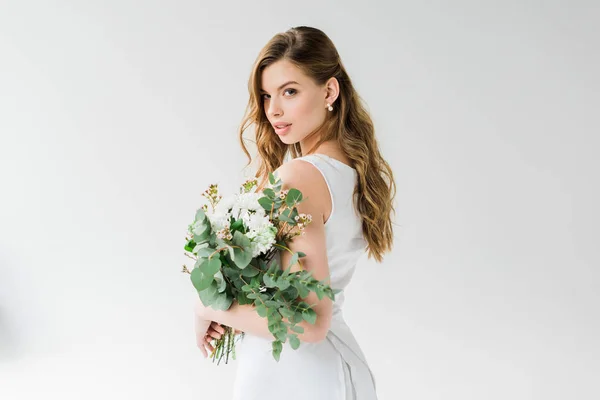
[194, 26, 396, 399]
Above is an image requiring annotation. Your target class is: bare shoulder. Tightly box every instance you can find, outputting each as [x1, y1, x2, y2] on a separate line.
[274, 159, 331, 222]
[275, 158, 324, 189]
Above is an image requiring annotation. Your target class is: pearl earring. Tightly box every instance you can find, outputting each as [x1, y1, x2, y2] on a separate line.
[327, 103, 333, 111]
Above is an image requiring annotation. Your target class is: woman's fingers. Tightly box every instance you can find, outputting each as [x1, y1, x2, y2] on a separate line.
[207, 328, 222, 340]
[210, 322, 226, 335]
[199, 341, 208, 358]
[204, 338, 215, 353]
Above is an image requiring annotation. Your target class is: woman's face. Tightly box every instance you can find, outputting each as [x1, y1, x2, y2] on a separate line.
[260, 60, 335, 146]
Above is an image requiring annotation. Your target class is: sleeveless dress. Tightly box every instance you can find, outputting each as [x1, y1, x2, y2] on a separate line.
[232, 153, 379, 400]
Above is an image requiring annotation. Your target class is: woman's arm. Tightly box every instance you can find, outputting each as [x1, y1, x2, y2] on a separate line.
[197, 160, 334, 343]
[198, 300, 322, 343]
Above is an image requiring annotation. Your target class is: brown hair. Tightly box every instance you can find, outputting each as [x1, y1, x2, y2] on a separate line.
[238, 26, 397, 263]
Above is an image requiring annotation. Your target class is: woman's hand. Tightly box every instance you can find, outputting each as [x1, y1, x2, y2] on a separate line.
[201, 321, 226, 357]
[194, 300, 244, 358]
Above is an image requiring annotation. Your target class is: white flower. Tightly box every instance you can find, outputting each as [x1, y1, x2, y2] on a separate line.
[247, 225, 277, 257]
[203, 190, 277, 257]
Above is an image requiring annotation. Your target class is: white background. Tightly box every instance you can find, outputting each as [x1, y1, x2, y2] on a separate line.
[1, 1, 598, 399]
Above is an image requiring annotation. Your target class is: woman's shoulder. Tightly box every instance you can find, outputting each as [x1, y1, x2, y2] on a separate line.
[275, 157, 326, 190]
[274, 158, 332, 218]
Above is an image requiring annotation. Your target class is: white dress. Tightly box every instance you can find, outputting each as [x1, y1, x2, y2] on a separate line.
[232, 153, 379, 400]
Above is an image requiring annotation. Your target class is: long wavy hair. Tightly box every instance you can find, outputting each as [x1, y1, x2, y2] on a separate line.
[238, 26, 396, 263]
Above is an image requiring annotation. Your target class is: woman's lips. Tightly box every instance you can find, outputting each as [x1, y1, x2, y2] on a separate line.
[274, 124, 291, 135]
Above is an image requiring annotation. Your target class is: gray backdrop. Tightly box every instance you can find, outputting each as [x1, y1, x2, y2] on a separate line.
[0, 1, 598, 399]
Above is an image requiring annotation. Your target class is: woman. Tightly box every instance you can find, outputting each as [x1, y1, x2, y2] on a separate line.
[194, 26, 396, 399]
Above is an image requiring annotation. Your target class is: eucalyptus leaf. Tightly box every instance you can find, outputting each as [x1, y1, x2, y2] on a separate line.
[241, 266, 260, 277]
[214, 270, 227, 293]
[275, 329, 287, 343]
[198, 281, 218, 306]
[290, 324, 304, 334]
[232, 231, 252, 269]
[263, 273, 277, 288]
[276, 278, 290, 291]
[302, 308, 317, 325]
[288, 334, 301, 350]
[190, 261, 214, 292]
[315, 287, 324, 300]
[278, 307, 295, 319]
[272, 341, 282, 362]
[195, 208, 207, 222]
[285, 188, 302, 206]
[211, 291, 233, 311]
[255, 304, 268, 318]
[268, 172, 277, 185]
[263, 188, 276, 200]
[258, 197, 273, 211]
[294, 282, 310, 298]
[195, 246, 214, 258]
[288, 253, 299, 269]
[204, 257, 221, 275]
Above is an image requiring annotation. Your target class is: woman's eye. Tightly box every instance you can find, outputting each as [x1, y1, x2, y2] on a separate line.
[261, 88, 297, 101]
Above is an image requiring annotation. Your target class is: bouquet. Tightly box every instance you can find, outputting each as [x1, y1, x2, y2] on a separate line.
[182, 172, 338, 364]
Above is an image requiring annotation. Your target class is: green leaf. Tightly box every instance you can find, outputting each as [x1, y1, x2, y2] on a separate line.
[198, 281, 218, 306]
[214, 270, 227, 293]
[184, 239, 196, 252]
[279, 208, 295, 223]
[294, 282, 310, 298]
[205, 257, 221, 275]
[268, 172, 276, 185]
[275, 329, 288, 343]
[263, 188, 276, 200]
[237, 291, 252, 305]
[276, 278, 290, 291]
[281, 285, 298, 301]
[255, 304, 268, 318]
[258, 197, 274, 211]
[288, 253, 299, 269]
[290, 324, 304, 334]
[230, 219, 245, 232]
[192, 241, 209, 253]
[297, 251, 306, 258]
[190, 261, 214, 292]
[231, 231, 252, 269]
[263, 273, 277, 288]
[195, 208, 207, 222]
[291, 311, 304, 324]
[278, 307, 295, 319]
[285, 188, 302, 206]
[315, 286, 325, 300]
[195, 246, 214, 258]
[240, 266, 260, 277]
[272, 341, 282, 362]
[212, 291, 233, 311]
[302, 308, 317, 325]
[288, 334, 301, 350]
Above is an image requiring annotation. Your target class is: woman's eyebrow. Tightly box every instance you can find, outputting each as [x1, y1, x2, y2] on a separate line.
[260, 81, 300, 93]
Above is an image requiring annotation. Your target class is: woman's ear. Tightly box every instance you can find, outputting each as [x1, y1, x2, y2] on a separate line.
[324, 77, 340, 106]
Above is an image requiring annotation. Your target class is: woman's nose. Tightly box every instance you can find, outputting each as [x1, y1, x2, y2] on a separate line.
[267, 99, 282, 118]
